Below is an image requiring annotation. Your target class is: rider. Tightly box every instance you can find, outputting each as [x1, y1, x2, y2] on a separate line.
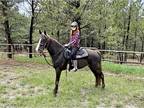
[65, 21, 80, 71]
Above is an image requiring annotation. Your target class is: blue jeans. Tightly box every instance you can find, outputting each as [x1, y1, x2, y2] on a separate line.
[71, 47, 79, 60]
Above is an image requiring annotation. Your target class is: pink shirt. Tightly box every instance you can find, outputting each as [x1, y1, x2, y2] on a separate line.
[69, 31, 80, 47]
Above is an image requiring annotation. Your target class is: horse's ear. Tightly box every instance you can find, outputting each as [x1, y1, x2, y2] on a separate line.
[39, 30, 42, 34]
[44, 30, 47, 35]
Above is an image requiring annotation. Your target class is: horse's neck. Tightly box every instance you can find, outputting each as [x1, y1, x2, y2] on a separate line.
[47, 38, 63, 58]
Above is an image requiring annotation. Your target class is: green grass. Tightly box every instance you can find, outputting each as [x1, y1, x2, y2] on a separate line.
[4, 67, 144, 108]
[102, 61, 144, 76]
[0, 85, 6, 94]
[15, 55, 52, 64]
[0, 57, 144, 108]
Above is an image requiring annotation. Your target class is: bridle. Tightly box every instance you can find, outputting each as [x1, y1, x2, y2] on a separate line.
[39, 36, 65, 67]
[39, 37, 54, 67]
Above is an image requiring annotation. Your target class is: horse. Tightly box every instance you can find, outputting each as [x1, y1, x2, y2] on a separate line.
[36, 30, 105, 96]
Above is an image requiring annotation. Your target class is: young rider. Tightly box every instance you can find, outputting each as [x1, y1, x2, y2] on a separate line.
[65, 21, 80, 71]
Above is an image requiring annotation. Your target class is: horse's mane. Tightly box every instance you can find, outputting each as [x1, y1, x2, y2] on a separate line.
[47, 37, 64, 57]
[49, 37, 63, 47]
[49, 37, 64, 49]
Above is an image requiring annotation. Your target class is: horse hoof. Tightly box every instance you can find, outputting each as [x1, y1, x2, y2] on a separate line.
[95, 84, 98, 88]
[102, 85, 105, 89]
[53, 90, 57, 97]
[54, 93, 57, 97]
[53, 92, 58, 97]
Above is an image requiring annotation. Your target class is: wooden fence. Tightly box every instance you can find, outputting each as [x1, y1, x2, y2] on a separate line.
[0, 44, 144, 65]
[99, 49, 144, 64]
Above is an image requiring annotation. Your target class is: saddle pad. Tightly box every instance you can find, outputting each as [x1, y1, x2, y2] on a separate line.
[76, 48, 88, 59]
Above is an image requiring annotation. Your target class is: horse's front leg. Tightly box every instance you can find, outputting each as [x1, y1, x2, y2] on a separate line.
[53, 68, 62, 97]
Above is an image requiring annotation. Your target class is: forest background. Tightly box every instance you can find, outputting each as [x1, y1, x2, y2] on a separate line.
[0, 0, 144, 58]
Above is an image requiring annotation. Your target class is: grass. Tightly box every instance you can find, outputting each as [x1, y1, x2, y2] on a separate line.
[0, 56, 144, 107]
[102, 62, 144, 76]
[15, 55, 52, 64]
[2, 67, 144, 108]
[0, 85, 6, 94]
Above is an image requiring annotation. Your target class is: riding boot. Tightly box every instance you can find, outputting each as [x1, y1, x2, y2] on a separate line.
[71, 60, 77, 72]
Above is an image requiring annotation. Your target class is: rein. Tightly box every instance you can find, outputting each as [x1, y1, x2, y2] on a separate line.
[42, 53, 53, 67]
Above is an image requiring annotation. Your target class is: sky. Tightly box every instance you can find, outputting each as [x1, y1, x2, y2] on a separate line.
[18, 1, 30, 16]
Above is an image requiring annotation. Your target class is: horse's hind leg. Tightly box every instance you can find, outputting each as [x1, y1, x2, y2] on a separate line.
[97, 66, 105, 88]
[96, 74, 101, 87]
[100, 72, 105, 88]
[88, 65, 101, 87]
[89, 64, 105, 88]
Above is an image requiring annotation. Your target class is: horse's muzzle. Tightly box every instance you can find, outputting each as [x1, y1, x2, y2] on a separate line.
[35, 48, 44, 56]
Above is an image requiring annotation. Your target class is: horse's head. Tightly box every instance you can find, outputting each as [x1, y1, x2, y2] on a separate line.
[36, 30, 49, 54]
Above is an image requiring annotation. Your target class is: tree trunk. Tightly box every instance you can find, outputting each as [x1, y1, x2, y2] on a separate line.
[29, 0, 35, 58]
[29, 17, 34, 58]
[84, 37, 87, 47]
[98, 42, 101, 49]
[57, 30, 60, 41]
[124, 5, 132, 62]
[1, 1, 13, 58]
[4, 20, 12, 58]
[102, 41, 106, 50]
[122, 17, 127, 50]
[120, 19, 127, 64]
[133, 16, 139, 59]
[91, 37, 94, 47]
[133, 28, 137, 59]
[98, 28, 102, 49]
[140, 37, 144, 63]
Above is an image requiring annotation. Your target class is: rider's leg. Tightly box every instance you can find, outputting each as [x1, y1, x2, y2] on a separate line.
[71, 47, 78, 72]
[71, 60, 77, 71]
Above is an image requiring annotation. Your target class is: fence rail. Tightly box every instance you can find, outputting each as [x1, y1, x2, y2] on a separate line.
[0, 44, 144, 65]
[0, 44, 34, 46]
[98, 49, 144, 54]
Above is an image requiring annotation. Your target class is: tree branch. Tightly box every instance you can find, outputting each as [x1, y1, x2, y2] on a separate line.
[80, 23, 91, 29]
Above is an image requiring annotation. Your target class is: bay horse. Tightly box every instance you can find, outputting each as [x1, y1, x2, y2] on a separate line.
[36, 30, 105, 96]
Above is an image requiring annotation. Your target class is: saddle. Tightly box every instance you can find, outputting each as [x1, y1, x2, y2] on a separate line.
[64, 47, 88, 60]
